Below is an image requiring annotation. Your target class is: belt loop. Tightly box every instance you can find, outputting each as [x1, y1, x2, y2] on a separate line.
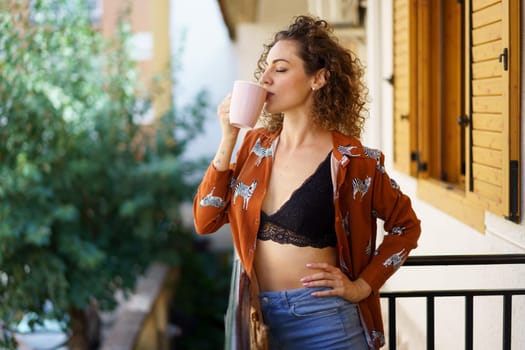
[281, 290, 290, 309]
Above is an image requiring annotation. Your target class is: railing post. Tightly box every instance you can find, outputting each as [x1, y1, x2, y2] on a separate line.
[388, 296, 397, 350]
[465, 295, 473, 350]
[380, 255, 525, 350]
[502, 294, 512, 350]
[427, 296, 435, 350]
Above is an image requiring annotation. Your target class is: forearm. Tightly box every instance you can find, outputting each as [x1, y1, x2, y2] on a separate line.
[193, 159, 234, 234]
[212, 135, 238, 171]
[351, 277, 372, 301]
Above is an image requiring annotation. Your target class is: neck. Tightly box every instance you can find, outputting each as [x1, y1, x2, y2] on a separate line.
[279, 113, 330, 150]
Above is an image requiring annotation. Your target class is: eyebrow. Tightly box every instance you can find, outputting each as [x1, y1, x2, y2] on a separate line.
[269, 58, 290, 64]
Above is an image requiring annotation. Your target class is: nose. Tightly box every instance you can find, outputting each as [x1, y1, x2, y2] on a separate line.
[259, 69, 271, 87]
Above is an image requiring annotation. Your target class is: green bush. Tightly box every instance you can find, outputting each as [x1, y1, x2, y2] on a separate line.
[170, 242, 232, 350]
[0, 0, 209, 346]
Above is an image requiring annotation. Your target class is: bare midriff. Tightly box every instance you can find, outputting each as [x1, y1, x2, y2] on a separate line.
[254, 239, 337, 292]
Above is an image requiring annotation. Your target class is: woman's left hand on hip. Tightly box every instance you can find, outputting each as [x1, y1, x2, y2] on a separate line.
[300, 262, 371, 302]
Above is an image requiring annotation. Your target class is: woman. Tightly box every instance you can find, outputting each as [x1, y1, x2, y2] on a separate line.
[193, 15, 421, 350]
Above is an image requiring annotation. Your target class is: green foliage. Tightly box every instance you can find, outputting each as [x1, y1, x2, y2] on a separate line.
[170, 240, 232, 350]
[0, 0, 209, 344]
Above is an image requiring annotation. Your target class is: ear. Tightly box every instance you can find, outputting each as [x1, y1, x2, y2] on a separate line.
[312, 68, 329, 90]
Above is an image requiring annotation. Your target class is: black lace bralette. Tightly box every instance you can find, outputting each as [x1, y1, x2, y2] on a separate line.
[257, 152, 337, 248]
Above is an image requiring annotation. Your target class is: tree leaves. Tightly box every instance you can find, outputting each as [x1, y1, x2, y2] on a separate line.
[0, 0, 210, 345]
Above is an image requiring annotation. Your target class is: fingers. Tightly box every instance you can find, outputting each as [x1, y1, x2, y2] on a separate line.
[301, 277, 343, 288]
[306, 262, 337, 271]
[310, 288, 339, 297]
[301, 263, 342, 281]
[301, 271, 335, 283]
[300, 263, 370, 302]
[216, 94, 240, 137]
[301, 264, 344, 287]
[300, 263, 348, 297]
[300, 272, 344, 287]
[217, 94, 232, 118]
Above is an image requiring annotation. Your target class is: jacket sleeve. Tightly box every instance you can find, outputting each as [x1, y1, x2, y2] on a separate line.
[359, 153, 421, 292]
[192, 129, 259, 234]
[192, 162, 234, 234]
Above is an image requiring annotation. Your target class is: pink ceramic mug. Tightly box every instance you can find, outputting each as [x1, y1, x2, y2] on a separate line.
[229, 80, 267, 129]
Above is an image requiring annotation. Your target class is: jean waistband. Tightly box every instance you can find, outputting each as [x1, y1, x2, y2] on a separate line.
[259, 287, 330, 302]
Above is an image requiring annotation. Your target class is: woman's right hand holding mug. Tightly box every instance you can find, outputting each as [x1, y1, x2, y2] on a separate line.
[212, 94, 240, 171]
[217, 94, 240, 141]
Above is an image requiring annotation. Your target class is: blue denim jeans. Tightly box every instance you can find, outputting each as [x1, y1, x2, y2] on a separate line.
[259, 287, 369, 350]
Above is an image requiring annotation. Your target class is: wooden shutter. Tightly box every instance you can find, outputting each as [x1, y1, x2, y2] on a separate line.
[466, 0, 520, 221]
[393, 0, 416, 175]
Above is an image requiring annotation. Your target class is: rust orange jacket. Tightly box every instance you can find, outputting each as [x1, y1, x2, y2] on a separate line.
[193, 127, 421, 349]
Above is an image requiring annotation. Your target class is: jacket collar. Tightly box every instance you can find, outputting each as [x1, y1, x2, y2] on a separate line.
[331, 131, 364, 168]
[258, 128, 364, 168]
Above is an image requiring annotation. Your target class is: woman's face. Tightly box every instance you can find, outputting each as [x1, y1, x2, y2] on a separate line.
[260, 40, 316, 116]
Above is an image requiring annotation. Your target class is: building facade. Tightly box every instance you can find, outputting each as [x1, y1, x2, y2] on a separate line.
[217, 0, 524, 348]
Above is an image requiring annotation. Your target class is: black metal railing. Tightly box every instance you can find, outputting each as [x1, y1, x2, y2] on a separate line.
[380, 254, 525, 350]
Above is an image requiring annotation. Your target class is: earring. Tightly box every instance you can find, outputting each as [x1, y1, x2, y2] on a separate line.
[312, 87, 316, 91]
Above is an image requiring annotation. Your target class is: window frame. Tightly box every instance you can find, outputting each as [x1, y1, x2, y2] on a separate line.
[393, 0, 521, 230]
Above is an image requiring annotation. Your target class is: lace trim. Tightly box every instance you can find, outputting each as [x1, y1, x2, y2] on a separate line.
[257, 221, 336, 248]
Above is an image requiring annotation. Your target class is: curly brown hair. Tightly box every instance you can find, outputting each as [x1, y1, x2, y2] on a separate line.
[254, 15, 368, 138]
